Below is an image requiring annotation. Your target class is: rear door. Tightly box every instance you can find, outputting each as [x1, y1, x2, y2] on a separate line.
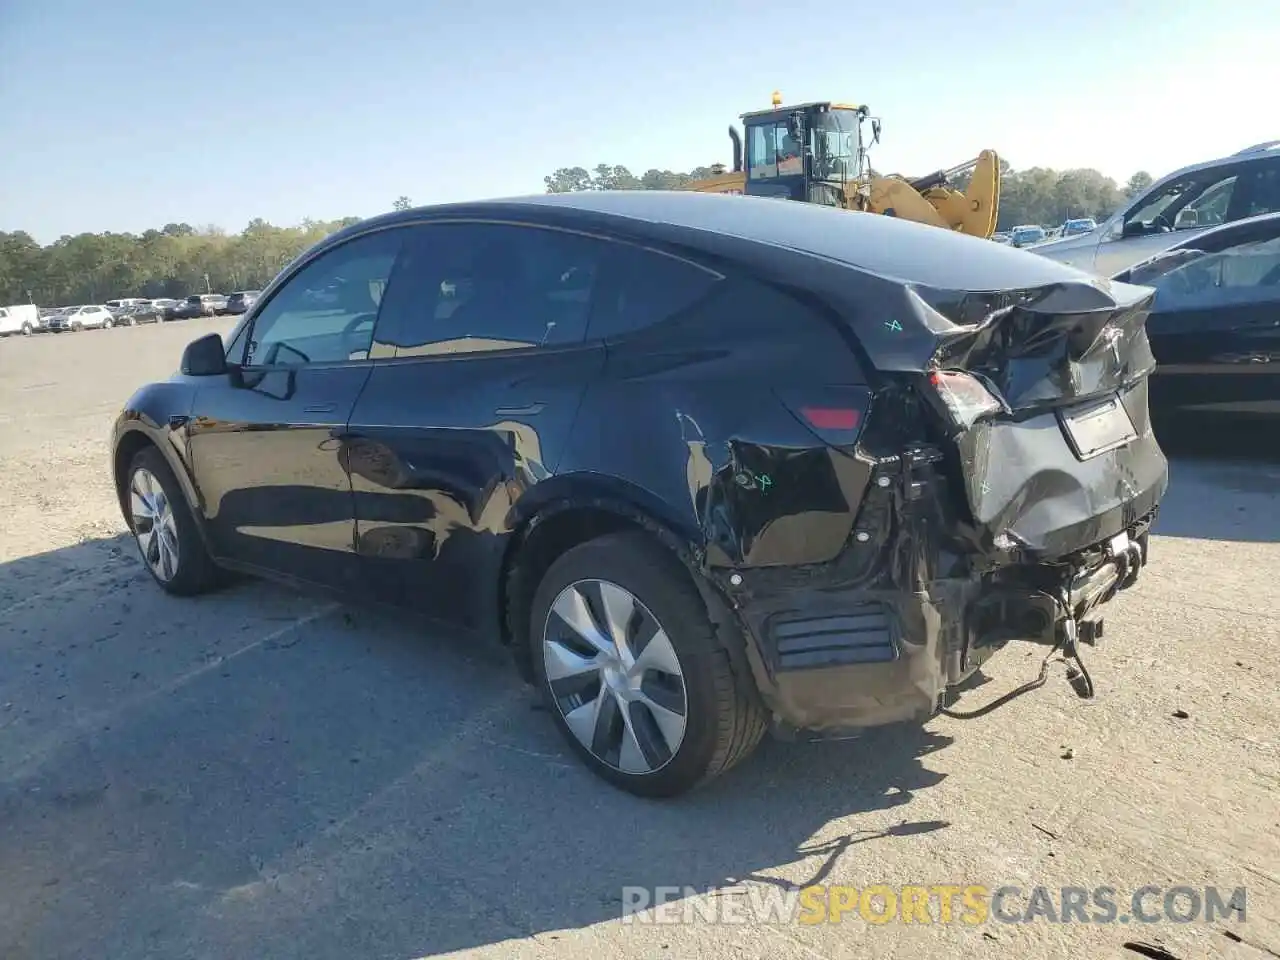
[1141, 231, 1280, 420]
[343, 220, 608, 631]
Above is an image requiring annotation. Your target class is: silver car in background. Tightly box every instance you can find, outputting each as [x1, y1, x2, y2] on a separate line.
[1033, 141, 1280, 275]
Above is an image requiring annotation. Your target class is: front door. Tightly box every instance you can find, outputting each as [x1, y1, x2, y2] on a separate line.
[185, 226, 410, 589]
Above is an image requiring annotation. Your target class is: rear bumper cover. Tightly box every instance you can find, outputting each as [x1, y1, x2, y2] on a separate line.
[710, 447, 1166, 736]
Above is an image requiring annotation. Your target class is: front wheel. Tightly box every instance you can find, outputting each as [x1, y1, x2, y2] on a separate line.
[102, 318, 114, 329]
[530, 531, 767, 798]
[70, 321, 82, 332]
[126, 446, 220, 595]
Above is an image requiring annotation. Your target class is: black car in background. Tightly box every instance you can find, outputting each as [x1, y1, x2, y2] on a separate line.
[110, 192, 1167, 797]
[1116, 211, 1280, 425]
[126, 298, 180, 323]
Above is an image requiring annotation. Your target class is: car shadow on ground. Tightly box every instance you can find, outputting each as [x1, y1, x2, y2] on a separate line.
[1153, 421, 1280, 543]
[0, 533, 953, 960]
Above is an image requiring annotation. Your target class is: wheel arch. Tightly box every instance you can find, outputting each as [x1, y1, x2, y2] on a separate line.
[112, 425, 211, 551]
[499, 473, 712, 682]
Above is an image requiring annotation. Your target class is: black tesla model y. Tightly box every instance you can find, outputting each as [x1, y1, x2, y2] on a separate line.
[111, 191, 1169, 797]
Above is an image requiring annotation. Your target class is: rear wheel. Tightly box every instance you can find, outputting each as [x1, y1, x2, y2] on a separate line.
[530, 532, 767, 798]
[102, 317, 114, 329]
[21, 322, 32, 335]
[126, 446, 220, 596]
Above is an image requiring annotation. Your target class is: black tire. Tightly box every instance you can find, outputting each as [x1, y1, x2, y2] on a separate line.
[529, 531, 767, 798]
[21, 322, 32, 336]
[71, 322, 82, 332]
[102, 317, 114, 329]
[126, 446, 221, 596]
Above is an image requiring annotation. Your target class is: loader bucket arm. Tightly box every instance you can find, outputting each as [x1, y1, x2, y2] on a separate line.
[864, 176, 951, 229]
[921, 150, 1002, 238]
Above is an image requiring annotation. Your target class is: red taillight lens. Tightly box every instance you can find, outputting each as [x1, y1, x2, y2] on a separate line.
[800, 407, 861, 431]
[775, 388, 870, 446]
[927, 370, 1003, 429]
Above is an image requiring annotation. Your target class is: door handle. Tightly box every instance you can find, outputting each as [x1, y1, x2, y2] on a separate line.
[304, 403, 337, 414]
[495, 402, 545, 416]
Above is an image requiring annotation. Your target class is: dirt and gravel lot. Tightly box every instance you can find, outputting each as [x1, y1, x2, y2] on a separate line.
[0, 322, 1277, 960]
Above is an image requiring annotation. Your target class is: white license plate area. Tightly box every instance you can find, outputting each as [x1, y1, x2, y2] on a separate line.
[1060, 394, 1138, 460]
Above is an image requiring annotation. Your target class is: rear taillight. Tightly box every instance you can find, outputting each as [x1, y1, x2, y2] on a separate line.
[775, 388, 870, 446]
[927, 370, 1004, 430]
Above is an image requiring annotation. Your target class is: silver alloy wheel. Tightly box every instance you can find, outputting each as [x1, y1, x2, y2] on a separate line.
[130, 467, 179, 582]
[542, 579, 688, 774]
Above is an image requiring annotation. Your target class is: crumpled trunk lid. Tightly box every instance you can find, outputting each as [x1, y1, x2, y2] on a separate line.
[833, 272, 1169, 561]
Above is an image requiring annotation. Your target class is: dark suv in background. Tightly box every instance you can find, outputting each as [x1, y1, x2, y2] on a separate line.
[111, 192, 1168, 797]
[172, 293, 227, 319]
[224, 290, 262, 315]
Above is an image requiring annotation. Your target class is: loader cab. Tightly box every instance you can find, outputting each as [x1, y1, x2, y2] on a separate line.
[740, 100, 873, 206]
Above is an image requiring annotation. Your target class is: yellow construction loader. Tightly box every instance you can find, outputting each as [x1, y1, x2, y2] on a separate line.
[682, 92, 1001, 239]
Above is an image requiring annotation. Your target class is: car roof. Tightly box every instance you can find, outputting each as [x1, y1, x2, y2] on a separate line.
[332, 190, 1090, 294]
[1131, 141, 1280, 203]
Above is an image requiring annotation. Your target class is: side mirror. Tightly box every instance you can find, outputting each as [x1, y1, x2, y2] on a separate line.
[180, 332, 228, 377]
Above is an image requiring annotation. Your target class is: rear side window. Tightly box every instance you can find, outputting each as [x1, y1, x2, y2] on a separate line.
[1236, 163, 1280, 220]
[378, 222, 607, 356]
[586, 244, 721, 341]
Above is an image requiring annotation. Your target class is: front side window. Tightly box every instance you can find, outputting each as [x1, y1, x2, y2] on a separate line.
[377, 222, 603, 357]
[1130, 234, 1280, 311]
[244, 229, 404, 366]
[747, 122, 803, 180]
[811, 109, 860, 181]
[1124, 172, 1238, 235]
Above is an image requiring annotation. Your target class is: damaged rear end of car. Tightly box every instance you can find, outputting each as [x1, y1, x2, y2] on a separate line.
[707, 240, 1168, 738]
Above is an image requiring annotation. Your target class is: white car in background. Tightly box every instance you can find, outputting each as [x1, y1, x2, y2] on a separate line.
[0, 304, 41, 336]
[1032, 141, 1280, 275]
[46, 305, 116, 332]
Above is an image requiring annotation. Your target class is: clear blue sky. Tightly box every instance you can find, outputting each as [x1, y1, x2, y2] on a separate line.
[1, 0, 1275, 243]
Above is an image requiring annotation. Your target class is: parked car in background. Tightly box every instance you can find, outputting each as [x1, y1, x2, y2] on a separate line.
[173, 293, 228, 319]
[1009, 224, 1047, 248]
[224, 290, 262, 314]
[991, 231, 1011, 245]
[1114, 210, 1280, 426]
[0, 303, 41, 336]
[128, 299, 178, 324]
[113, 301, 151, 325]
[47, 305, 115, 332]
[105, 298, 149, 320]
[1034, 141, 1280, 276]
[1061, 217, 1098, 238]
[110, 191, 1167, 797]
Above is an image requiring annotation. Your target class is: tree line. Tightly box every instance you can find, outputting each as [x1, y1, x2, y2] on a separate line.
[0, 216, 362, 308]
[0, 158, 1158, 309]
[544, 163, 1157, 232]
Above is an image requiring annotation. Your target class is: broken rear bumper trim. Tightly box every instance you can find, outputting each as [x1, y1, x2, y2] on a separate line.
[716, 513, 1156, 737]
